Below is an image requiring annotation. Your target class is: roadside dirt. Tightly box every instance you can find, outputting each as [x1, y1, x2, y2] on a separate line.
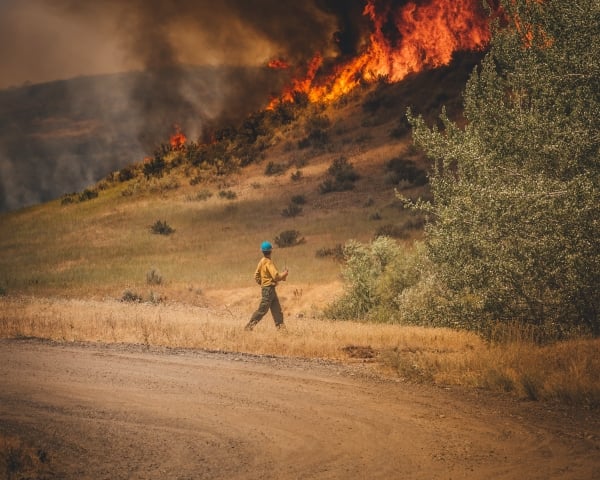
[0, 338, 598, 479]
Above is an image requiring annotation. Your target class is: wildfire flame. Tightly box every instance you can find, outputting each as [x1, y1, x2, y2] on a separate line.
[268, 58, 291, 69]
[169, 124, 187, 150]
[268, 0, 493, 108]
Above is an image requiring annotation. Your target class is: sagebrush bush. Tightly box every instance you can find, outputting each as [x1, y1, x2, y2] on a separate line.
[79, 188, 98, 202]
[319, 157, 359, 194]
[148, 177, 179, 194]
[118, 165, 136, 182]
[60, 193, 76, 205]
[61, 188, 98, 205]
[143, 155, 166, 178]
[218, 189, 237, 200]
[281, 203, 303, 218]
[274, 230, 305, 248]
[374, 223, 407, 239]
[291, 194, 306, 205]
[264, 161, 286, 176]
[389, 117, 412, 139]
[325, 237, 420, 321]
[121, 290, 143, 303]
[146, 268, 163, 285]
[149, 220, 175, 236]
[384, 157, 428, 187]
[186, 189, 213, 201]
[315, 244, 344, 261]
[297, 114, 332, 150]
[298, 129, 329, 150]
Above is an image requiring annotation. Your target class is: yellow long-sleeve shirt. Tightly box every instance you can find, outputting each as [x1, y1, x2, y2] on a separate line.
[254, 257, 284, 287]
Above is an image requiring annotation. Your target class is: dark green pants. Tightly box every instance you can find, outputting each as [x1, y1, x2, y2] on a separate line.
[246, 286, 284, 330]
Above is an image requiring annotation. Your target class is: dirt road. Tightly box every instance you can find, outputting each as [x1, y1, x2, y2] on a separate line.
[0, 339, 597, 479]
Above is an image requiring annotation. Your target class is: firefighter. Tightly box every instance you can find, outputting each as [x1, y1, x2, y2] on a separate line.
[245, 241, 289, 331]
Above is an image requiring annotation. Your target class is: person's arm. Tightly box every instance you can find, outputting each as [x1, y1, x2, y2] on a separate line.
[271, 263, 288, 282]
[254, 263, 262, 285]
[266, 261, 288, 283]
[278, 268, 289, 282]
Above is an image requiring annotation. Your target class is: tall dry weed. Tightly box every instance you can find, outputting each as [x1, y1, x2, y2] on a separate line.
[1, 296, 598, 408]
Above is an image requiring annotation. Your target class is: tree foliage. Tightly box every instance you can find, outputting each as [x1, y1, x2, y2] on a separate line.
[407, 0, 599, 336]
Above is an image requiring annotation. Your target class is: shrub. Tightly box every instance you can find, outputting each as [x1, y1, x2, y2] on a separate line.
[389, 117, 412, 139]
[146, 268, 163, 285]
[61, 188, 98, 205]
[319, 157, 360, 194]
[385, 157, 428, 187]
[121, 290, 143, 303]
[299, 129, 329, 150]
[148, 177, 179, 194]
[147, 291, 166, 305]
[304, 114, 331, 132]
[291, 194, 306, 205]
[143, 155, 166, 178]
[60, 193, 76, 205]
[315, 244, 344, 261]
[402, 216, 425, 231]
[281, 203, 303, 218]
[290, 170, 303, 182]
[218, 189, 237, 200]
[274, 230, 305, 248]
[186, 189, 213, 201]
[375, 224, 407, 239]
[362, 91, 385, 114]
[121, 183, 139, 197]
[78, 189, 98, 202]
[189, 175, 202, 186]
[118, 165, 136, 182]
[150, 220, 175, 236]
[264, 161, 286, 176]
[324, 237, 421, 321]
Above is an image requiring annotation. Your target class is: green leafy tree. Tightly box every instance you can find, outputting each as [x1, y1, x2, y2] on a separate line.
[407, 0, 599, 336]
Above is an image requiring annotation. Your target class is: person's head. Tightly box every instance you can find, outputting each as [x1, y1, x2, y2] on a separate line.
[260, 241, 273, 257]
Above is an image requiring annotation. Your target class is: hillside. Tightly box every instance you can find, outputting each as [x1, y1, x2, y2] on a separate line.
[1, 49, 599, 413]
[0, 53, 481, 312]
[0, 65, 286, 212]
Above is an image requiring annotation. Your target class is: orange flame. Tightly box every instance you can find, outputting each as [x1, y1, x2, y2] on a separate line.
[169, 124, 187, 150]
[268, 58, 291, 69]
[268, 0, 493, 108]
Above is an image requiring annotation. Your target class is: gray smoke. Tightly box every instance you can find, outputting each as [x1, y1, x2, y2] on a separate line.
[0, 0, 385, 211]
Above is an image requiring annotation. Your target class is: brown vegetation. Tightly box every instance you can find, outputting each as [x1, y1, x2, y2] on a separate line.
[1, 296, 598, 408]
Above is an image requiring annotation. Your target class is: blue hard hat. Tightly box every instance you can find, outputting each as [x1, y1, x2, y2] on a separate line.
[261, 241, 273, 252]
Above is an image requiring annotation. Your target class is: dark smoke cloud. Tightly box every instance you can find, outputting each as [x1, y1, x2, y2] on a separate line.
[0, 0, 382, 212]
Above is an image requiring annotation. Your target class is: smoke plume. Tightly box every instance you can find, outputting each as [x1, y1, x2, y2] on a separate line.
[0, 0, 490, 211]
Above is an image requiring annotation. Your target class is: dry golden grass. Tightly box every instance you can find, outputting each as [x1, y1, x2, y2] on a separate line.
[1, 295, 598, 408]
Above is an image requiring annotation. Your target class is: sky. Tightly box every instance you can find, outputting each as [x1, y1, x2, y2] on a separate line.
[0, 0, 131, 89]
[0, 0, 365, 89]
